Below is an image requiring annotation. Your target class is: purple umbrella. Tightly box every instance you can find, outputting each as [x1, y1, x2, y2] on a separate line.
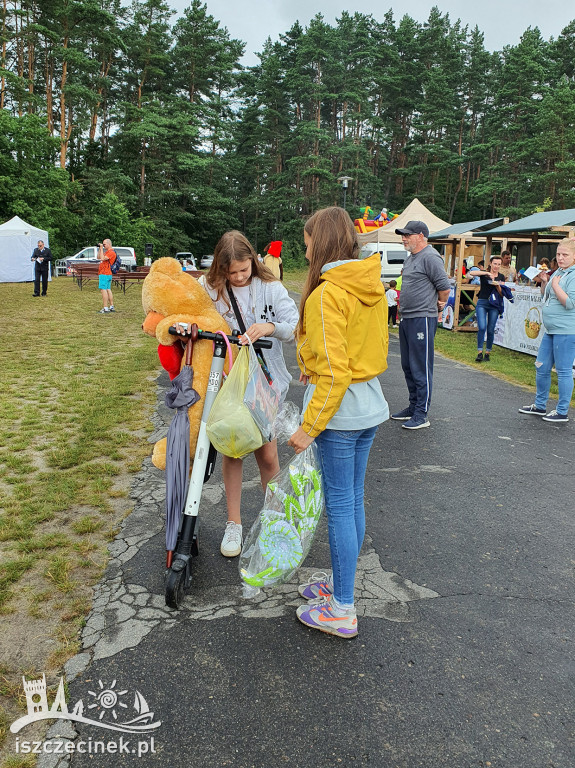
[164, 335, 200, 555]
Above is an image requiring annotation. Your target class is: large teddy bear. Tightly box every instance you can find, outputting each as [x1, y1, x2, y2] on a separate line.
[142, 257, 232, 470]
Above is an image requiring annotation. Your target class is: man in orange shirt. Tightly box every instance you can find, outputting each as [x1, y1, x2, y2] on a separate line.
[97, 238, 116, 313]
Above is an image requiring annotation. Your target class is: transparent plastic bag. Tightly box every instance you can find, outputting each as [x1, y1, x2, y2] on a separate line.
[273, 400, 301, 443]
[239, 412, 324, 595]
[206, 344, 264, 458]
[243, 343, 281, 443]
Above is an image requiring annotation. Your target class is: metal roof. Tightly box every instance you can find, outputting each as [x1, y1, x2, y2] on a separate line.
[429, 218, 504, 238]
[484, 209, 575, 235]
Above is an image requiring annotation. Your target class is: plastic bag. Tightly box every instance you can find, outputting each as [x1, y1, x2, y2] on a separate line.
[239, 406, 324, 595]
[206, 344, 264, 458]
[273, 400, 301, 443]
[243, 342, 281, 443]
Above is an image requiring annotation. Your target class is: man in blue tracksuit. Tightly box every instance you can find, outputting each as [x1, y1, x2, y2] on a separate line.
[391, 221, 451, 430]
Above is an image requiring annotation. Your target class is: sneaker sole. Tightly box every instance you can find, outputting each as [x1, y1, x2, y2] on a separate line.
[518, 409, 545, 415]
[402, 421, 430, 430]
[296, 612, 358, 638]
[391, 415, 413, 421]
[220, 544, 242, 557]
[542, 416, 569, 423]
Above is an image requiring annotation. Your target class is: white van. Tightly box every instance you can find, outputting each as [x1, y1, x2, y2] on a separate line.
[66, 246, 137, 271]
[359, 242, 408, 285]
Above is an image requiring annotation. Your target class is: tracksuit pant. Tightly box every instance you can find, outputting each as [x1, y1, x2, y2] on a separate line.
[398, 316, 438, 418]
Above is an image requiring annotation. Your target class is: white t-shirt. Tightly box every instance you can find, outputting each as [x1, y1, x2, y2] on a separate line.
[386, 288, 398, 307]
[230, 284, 256, 328]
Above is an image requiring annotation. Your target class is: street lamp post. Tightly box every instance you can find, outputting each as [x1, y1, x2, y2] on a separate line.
[337, 175, 353, 209]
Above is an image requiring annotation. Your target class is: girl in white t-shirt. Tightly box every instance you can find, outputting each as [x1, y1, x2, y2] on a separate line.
[199, 231, 299, 558]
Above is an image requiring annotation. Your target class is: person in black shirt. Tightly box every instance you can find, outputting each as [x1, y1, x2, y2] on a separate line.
[470, 255, 505, 362]
[31, 240, 53, 297]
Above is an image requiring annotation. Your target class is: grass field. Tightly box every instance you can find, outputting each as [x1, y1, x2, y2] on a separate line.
[0, 275, 158, 761]
[0, 267, 568, 764]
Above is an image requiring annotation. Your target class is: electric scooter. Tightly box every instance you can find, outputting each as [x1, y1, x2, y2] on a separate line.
[164, 323, 272, 609]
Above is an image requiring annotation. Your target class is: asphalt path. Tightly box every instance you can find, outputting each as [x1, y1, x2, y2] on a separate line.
[64, 331, 574, 768]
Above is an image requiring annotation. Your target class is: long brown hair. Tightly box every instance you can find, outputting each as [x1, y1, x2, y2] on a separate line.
[205, 230, 276, 307]
[297, 207, 359, 337]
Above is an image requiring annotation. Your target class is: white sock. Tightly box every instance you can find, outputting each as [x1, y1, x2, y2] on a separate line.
[331, 596, 355, 616]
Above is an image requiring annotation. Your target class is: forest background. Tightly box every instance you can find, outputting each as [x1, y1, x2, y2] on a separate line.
[2, 0, 575, 264]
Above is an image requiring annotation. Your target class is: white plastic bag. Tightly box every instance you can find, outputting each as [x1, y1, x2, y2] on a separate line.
[239, 405, 324, 595]
[243, 342, 281, 443]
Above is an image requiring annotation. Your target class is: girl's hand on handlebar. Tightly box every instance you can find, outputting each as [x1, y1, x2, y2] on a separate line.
[240, 322, 274, 344]
[287, 427, 314, 455]
[173, 322, 190, 335]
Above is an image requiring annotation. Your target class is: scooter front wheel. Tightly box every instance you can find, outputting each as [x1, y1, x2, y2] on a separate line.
[165, 560, 187, 609]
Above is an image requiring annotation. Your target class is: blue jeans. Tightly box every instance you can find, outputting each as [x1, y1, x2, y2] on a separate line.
[534, 333, 575, 415]
[476, 298, 499, 351]
[314, 426, 378, 605]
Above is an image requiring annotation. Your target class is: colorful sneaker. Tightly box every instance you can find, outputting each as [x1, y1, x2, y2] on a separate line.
[402, 416, 430, 430]
[296, 596, 358, 639]
[99, 307, 110, 313]
[220, 521, 242, 557]
[109, 305, 116, 312]
[298, 571, 333, 600]
[391, 407, 413, 421]
[542, 410, 569, 423]
[518, 404, 546, 415]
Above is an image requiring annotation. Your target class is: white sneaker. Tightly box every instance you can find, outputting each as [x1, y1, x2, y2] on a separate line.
[220, 521, 242, 557]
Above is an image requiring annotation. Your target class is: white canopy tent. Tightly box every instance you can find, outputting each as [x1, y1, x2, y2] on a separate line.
[357, 198, 450, 245]
[0, 216, 50, 282]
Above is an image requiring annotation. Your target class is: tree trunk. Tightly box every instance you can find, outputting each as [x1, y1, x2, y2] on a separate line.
[0, 0, 7, 109]
[59, 29, 69, 168]
[89, 60, 110, 142]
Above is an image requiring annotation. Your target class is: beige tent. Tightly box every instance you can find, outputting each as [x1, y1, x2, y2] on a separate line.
[357, 198, 450, 245]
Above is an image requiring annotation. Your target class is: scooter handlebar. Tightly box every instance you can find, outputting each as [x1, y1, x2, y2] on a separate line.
[168, 324, 272, 349]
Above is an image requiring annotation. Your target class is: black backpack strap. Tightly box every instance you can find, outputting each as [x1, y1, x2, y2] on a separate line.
[227, 282, 273, 384]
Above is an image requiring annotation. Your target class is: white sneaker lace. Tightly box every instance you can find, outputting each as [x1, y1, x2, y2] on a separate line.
[222, 522, 242, 548]
[300, 570, 331, 588]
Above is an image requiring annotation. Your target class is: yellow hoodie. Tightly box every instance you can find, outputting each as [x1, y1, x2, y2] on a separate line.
[297, 254, 389, 437]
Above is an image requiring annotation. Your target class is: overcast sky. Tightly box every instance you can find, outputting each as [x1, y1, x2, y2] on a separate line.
[168, 0, 574, 65]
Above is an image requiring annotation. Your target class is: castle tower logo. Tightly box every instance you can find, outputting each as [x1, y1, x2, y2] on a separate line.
[11, 675, 161, 735]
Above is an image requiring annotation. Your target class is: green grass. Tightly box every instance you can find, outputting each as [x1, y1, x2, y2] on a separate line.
[0, 275, 159, 755]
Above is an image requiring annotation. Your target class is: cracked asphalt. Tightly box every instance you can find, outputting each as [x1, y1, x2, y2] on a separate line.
[36, 334, 574, 768]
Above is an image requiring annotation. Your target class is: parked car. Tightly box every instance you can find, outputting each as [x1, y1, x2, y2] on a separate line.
[359, 242, 408, 286]
[175, 252, 197, 270]
[66, 246, 137, 272]
[200, 254, 214, 269]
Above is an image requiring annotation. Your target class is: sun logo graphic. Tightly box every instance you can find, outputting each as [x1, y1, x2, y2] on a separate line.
[10, 675, 161, 734]
[87, 680, 129, 722]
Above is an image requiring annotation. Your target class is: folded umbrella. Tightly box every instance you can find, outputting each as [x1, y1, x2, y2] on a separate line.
[164, 364, 200, 552]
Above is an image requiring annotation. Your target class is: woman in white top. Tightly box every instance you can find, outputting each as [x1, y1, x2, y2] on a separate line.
[200, 231, 299, 557]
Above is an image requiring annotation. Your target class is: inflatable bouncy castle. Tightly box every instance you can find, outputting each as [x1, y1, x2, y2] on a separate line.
[354, 206, 399, 234]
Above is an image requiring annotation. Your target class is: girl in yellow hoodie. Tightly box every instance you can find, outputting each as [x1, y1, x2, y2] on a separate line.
[288, 207, 389, 638]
